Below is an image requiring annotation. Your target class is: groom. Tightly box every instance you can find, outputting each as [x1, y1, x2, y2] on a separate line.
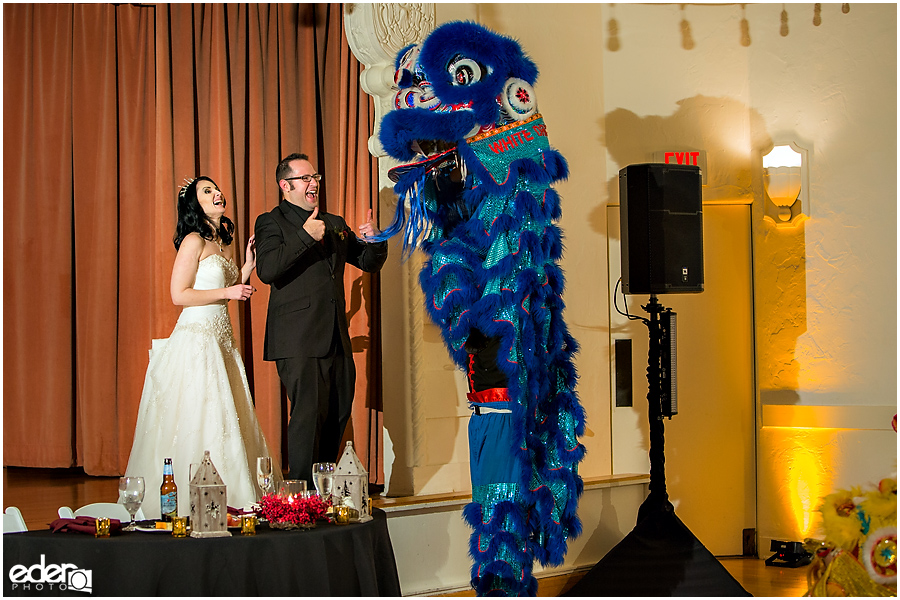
[254, 152, 388, 483]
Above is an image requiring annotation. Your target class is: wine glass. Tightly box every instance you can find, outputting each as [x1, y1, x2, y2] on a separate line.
[256, 456, 273, 496]
[119, 476, 145, 531]
[312, 462, 335, 502]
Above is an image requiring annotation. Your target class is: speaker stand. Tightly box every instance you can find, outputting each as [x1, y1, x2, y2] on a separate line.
[563, 295, 750, 596]
[638, 294, 673, 521]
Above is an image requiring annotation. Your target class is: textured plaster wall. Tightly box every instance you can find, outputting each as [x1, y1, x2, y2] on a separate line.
[745, 2, 897, 547]
[747, 3, 897, 405]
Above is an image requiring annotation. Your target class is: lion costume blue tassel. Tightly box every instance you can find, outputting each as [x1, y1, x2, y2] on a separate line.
[375, 22, 586, 596]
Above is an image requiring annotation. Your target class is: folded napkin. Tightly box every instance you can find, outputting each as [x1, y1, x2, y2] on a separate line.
[49, 516, 123, 535]
[227, 505, 255, 515]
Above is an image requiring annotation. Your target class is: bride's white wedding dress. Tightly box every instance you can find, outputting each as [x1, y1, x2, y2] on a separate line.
[125, 253, 281, 519]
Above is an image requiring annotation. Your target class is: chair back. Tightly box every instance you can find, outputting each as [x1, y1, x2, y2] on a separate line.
[3, 506, 27, 533]
[58, 506, 76, 519]
[74, 502, 145, 522]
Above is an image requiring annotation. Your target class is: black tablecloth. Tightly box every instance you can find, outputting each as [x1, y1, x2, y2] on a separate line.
[4, 508, 401, 596]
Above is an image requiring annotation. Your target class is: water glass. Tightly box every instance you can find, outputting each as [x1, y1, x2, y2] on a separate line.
[312, 462, 335, 502]
[256, 457, 274, 496]
[119, 476, 145, 531]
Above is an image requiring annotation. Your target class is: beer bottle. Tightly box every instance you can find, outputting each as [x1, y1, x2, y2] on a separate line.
[160, 458, 178, 521]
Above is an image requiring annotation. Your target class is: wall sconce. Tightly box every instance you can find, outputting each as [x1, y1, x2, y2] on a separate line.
[763, 142, 810, 227]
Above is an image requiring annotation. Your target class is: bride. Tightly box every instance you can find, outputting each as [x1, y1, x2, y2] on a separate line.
[125, 176, 281, 519]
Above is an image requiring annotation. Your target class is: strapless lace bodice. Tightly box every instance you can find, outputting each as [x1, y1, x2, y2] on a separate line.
[174, 254, 240, 350]
[194, 253, 240, 289]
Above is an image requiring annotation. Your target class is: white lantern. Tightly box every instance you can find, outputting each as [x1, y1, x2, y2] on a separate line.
[189, 451, 231, 538]
[334, 441, 371, 522]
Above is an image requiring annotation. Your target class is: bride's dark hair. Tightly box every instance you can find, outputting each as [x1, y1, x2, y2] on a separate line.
[173, 176, 235, 250]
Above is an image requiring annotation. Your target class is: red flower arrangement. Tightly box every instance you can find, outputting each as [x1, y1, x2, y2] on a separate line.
[256, 492, 327, 529]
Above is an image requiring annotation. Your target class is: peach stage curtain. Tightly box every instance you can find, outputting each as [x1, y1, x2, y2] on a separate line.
[3, 3, 384, 485]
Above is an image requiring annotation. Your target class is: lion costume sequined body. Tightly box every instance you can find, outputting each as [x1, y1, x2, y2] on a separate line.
[375, 22, 586, 595]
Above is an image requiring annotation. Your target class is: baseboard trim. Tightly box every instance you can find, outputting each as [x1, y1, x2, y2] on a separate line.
[374, 473, 649, 515]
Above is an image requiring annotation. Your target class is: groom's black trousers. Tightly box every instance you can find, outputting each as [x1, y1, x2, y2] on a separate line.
[275, 328, 355, 485]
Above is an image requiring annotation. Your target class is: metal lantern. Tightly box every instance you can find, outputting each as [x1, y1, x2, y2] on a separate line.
[334, 441, 371, 522]
[189, 450, 231, 538]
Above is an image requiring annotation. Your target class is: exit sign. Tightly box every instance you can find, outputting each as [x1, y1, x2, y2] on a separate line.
[664, 151, 699, 165]
[653, 150, 708, 184]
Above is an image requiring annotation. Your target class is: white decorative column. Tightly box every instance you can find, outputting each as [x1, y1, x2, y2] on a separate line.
[344, 3, 435, 496]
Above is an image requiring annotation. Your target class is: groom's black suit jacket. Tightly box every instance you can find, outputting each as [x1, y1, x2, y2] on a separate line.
[254, 201, 388, 360]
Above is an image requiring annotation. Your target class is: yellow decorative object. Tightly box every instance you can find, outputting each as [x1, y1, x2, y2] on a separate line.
[807, 476, 897, 596]
[809, 550, 896, 597]
[819, 487, 866, 551]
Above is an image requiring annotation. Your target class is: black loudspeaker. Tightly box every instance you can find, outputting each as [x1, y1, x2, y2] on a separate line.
[619, 163, 704, 294]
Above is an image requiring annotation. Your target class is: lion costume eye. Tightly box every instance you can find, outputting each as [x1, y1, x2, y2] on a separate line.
[449, 57, 482, 86]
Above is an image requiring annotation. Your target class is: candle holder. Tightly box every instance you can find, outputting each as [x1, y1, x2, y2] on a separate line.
[334, 505, 351, 525]
[240, 514, 257, 535]
[94, 517, 111, 538]
[172, 516, 189, 537]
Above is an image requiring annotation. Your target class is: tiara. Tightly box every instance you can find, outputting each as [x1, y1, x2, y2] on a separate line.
[178, 177, 196, 199]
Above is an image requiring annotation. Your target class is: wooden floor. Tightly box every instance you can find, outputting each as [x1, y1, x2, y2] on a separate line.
[435, 557, 809, 597]
[3, 467, 809, 597]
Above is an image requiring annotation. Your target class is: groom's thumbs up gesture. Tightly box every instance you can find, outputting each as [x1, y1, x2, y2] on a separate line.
[304, 205, 326, 241]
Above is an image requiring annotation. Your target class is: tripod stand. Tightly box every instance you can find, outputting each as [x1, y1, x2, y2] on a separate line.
[564, 294, 750, 596]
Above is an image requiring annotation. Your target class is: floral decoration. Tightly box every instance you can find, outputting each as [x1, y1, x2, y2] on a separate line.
[256, 492, 327, 528]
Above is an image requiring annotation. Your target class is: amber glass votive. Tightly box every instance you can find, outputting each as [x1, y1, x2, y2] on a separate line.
[94, 517, 111, 538]
[172, 516, 188, 537]
[240, 514, 257, 535]
[334, 505, 351, 525]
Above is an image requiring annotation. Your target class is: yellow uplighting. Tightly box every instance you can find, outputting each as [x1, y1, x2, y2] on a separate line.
[790, 459, 819, 537]
[767, 428, 834, 540]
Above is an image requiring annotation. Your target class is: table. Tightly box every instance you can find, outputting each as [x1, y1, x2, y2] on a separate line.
[3, 508, 401, 596]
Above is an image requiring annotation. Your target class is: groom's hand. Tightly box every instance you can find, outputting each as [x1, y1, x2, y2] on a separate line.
[358, 209, 380, 240]
[304, 206, 325, 241]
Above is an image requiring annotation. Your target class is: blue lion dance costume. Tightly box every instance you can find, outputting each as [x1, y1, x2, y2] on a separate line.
[375, 22, 586, 596]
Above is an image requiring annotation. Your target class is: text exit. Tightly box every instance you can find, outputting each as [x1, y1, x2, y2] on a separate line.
[653, 150, 707, 184]
[665, 151, 700, 166]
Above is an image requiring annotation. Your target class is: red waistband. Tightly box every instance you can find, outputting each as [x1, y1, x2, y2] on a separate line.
[466, 387, 510, 404]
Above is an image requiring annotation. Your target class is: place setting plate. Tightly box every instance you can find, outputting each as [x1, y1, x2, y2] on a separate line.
[133, 519, 172, 533]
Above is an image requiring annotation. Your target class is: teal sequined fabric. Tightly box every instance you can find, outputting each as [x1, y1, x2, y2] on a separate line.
[398, 115, 585, 596]
[379, 22, 584, 596]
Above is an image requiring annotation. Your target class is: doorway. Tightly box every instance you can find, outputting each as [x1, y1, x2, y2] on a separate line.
[607, 202, 755, 556]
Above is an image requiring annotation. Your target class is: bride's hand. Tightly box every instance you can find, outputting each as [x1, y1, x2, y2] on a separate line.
[224, 284, 255, 301]
[244, 235, 256, 271]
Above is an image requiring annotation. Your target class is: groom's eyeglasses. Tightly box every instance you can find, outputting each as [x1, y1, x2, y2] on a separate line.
[283, 174, 322, 183]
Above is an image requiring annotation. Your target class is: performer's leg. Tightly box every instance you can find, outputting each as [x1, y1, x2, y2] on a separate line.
[276, 356, 327, 484]
[466, 411, 536, 596]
